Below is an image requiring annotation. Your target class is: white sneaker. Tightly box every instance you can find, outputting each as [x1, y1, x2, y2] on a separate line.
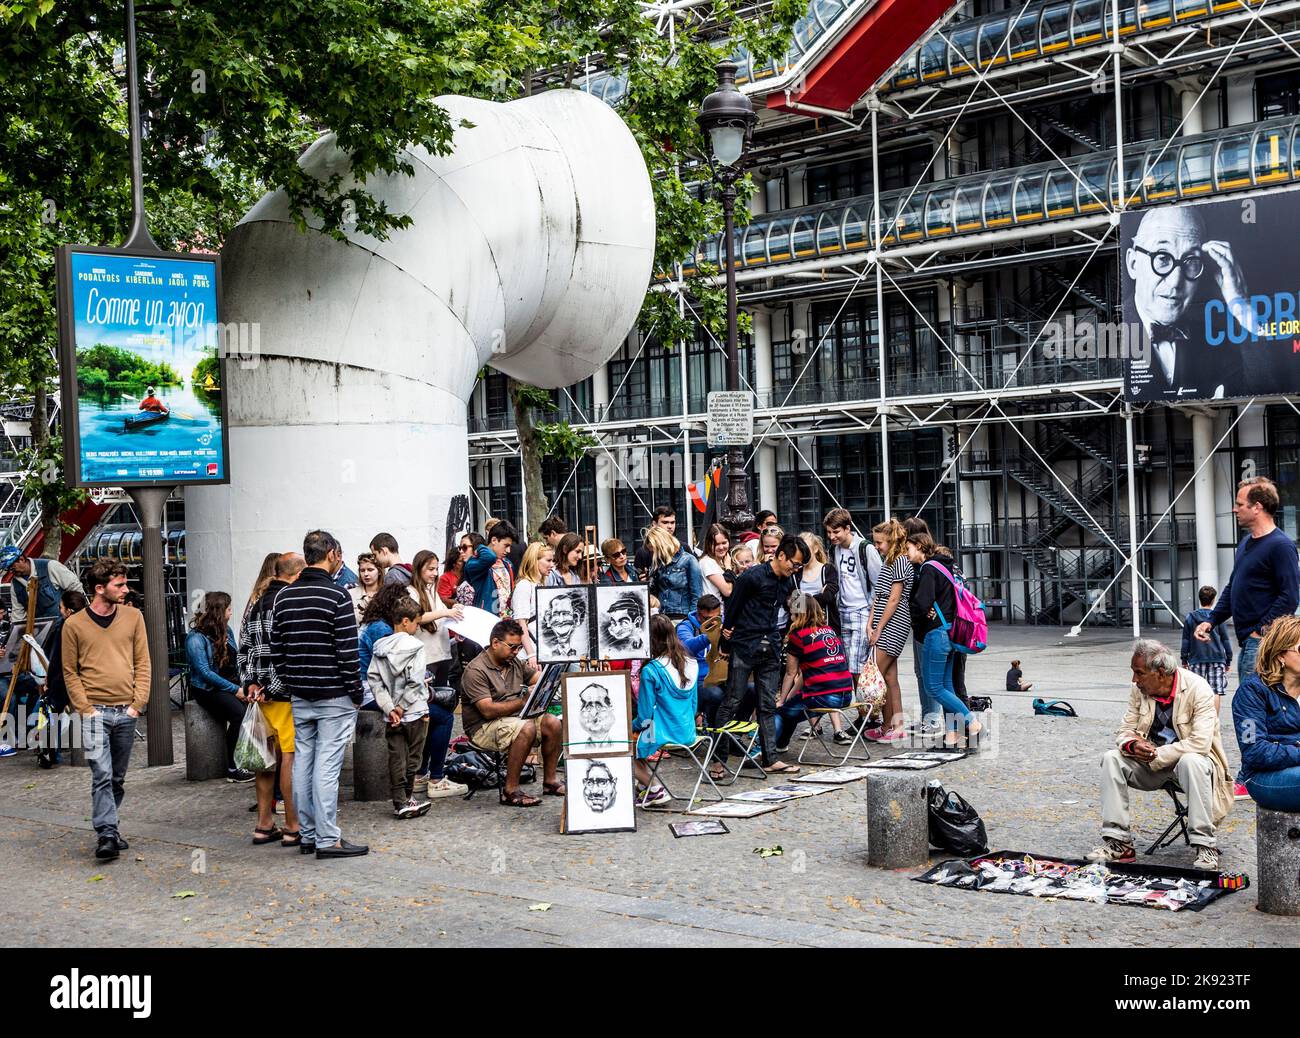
[394, 800, 421, 818]
[426, 777, 468, 799]
[413, 773, 429, 796]
[1085, 837, 1135, 863]
[637, 784, 671, 807]
[1193, 846, 1220, 871]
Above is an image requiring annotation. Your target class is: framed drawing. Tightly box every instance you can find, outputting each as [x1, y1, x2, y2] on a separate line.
[594, 583, 651, 661]
[561, 671, 633, 758]
[534, 585, 591, 663]
[561, 755, 636, 834]
[531, 583, 652, 664]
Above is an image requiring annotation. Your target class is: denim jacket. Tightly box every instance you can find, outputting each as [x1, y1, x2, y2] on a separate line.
[1180, 608, 1233, 668]
[1232, 674, 1300, 781]
[649, 548, 702, 616]
[186, 626, 240, 695]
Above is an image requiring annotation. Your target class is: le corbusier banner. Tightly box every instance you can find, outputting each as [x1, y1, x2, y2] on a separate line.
[1122, 187, 1300, 403]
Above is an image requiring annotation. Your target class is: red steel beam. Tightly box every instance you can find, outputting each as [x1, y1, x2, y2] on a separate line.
[768, 0, 954, 114]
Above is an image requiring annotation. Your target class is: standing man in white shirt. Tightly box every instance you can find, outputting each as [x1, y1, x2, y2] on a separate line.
[823, 508, 882, 679]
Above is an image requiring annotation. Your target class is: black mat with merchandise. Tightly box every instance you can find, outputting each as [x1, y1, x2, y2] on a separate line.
[914, 849, 1248, 912]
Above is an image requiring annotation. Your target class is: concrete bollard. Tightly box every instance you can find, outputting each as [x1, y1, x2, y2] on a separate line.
[184, 700, 228, 781]
[351, 710, 390, 802]
[866, 770, 929, 869]
[1256, 806, 1300, 916]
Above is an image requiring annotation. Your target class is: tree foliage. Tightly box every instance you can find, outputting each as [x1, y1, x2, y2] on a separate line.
[0, 0, 800, 539]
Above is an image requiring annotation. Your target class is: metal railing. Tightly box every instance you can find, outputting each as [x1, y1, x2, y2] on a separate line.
[677, 116, 1300, 275]
[888, 0, 1283, 92]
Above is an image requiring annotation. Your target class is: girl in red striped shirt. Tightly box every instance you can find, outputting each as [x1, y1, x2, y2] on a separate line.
[774, 592, 855, 752]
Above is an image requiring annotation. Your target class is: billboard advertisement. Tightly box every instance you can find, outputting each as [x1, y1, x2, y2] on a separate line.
[1122, 188, 1300, 403]
[57, 246, 228, 488]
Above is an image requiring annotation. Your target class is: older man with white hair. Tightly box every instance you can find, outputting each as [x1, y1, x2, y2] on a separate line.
[1088, 638, 1234, 869]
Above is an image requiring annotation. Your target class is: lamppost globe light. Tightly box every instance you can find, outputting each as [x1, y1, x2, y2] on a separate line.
[696, 60, 756, 174]
[696, 59, 757, 539]
[708, 125, 746, 168]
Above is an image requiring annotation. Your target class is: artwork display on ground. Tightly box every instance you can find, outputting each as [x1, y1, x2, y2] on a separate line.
[916, 851, 1247, 912]
[863, 750, 968, 770]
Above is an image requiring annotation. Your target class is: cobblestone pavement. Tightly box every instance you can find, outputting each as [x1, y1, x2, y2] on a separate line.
[3, 624, 1293, 947]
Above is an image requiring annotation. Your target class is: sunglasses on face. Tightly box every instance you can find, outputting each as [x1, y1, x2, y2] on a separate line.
[1132, 244, 1205, 280]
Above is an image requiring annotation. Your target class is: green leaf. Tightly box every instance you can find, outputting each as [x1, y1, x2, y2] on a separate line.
[171, 890, 198, 899]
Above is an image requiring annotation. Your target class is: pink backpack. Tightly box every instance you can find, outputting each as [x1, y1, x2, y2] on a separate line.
[924, 561, 988, 655]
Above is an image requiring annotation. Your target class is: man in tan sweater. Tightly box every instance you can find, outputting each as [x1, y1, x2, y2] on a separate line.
[63, 559, 150, 861]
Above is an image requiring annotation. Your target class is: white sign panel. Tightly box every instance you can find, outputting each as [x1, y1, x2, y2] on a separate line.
[707, 391, 754, 447]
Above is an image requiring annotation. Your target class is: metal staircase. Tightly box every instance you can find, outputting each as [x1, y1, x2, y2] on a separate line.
[1007, 416, 1125, 625]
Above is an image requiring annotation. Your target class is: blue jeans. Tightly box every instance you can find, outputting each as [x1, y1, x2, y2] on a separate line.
[291, 696, 357, 846]
[418, 701, 455, 781]
[84, 706, 137, 838]
[1245, 765, 1300, 811]
[774, 690, 850, 747]
[921, 628, 971, 726]
[714, 644, 781, 765]
[697, 683, 724, 728]
[913, 638, 937, 723]
[1238, 636, 1260, 685]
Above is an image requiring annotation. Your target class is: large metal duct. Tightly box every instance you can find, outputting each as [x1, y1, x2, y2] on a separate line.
[187, 89, 655, 615]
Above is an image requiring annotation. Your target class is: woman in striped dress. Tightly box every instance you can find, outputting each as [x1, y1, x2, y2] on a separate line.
[864, 518, 913, 743]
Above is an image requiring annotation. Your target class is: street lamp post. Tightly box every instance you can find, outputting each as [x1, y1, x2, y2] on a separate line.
[698, 60, 756, 542]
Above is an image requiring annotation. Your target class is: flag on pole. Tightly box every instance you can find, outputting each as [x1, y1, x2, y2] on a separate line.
[697, 460, 727, 544]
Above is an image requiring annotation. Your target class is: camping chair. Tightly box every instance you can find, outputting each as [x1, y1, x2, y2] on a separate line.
[1145, 781, 1191, 855]
[796, 703, 872, 765]
[702, 720, 767, 785]
[638, 733, 722, 809]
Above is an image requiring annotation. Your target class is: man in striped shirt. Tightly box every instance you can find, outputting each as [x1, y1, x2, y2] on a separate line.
[271, 530, 368, 859]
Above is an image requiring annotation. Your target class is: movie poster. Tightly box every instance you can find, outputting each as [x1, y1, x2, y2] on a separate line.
[1121, 188, 1300, 403]
[58, 247, 228, 487]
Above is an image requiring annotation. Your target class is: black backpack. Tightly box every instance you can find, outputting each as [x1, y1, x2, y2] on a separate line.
[857, 540, 875, 596]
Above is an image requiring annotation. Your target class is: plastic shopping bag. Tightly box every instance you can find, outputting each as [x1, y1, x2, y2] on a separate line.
[233, 702, 277, 772]
[926, 781, 990, 856]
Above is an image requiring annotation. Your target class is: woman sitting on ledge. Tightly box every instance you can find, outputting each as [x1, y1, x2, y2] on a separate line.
[1231, 615, 1300, 810]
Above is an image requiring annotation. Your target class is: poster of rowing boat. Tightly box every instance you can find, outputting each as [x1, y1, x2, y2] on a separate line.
[58, 246, 229, 488]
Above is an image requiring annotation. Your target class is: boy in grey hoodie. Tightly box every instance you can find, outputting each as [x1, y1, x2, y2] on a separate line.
[368, 598, 433, 818]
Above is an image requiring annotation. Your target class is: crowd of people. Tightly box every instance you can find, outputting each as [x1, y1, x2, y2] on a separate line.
[6, 473, 1300, 876]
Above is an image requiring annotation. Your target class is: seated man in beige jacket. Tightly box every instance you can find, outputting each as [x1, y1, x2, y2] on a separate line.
[1088, 638, 1233, 870]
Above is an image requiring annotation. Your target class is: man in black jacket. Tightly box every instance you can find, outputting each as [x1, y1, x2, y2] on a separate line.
[709, 535, 807, 778]
[271, 530, 368, 859]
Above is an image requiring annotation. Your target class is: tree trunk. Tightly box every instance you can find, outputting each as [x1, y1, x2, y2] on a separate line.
[510, 379, 549, 539]
[32, 381, 61, 560]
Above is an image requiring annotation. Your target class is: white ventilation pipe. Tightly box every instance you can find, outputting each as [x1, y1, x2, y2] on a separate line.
[187, 89, 655, 616]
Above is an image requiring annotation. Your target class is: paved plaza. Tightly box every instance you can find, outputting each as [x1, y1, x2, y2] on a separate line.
[2, 624, 1292, 947]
